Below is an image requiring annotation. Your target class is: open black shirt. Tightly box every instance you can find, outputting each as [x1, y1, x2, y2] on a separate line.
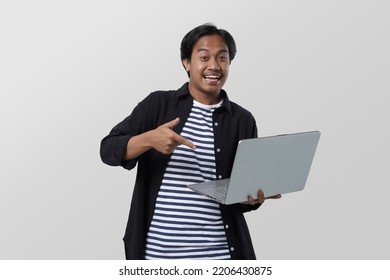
[100, 83, 260, 259]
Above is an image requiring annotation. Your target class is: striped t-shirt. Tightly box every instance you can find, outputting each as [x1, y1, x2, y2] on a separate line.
[144, 99, 231, 260]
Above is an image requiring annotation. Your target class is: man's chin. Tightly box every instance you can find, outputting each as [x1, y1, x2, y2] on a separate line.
[203, 86, 222, 96]
[203, 81, 225, 92]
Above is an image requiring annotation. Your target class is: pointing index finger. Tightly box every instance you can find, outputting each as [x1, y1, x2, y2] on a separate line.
[174, 134, 196, 149]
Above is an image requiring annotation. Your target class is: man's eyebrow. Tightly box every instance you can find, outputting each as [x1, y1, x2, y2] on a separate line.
[196, 48, 229, 53]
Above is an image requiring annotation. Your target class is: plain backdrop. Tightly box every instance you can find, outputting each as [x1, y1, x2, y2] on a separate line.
[1, 0, 389, 259]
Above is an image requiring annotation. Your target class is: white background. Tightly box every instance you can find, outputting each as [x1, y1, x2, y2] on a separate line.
[0, 0, 389, 259]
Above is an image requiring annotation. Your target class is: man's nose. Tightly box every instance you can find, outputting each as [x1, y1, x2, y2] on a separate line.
[208, 58, 221, 70]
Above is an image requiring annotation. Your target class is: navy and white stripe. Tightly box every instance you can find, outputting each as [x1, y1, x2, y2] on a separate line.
[145, 99, 230, 259]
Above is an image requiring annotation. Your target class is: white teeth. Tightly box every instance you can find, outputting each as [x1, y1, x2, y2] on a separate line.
[204, 75, 220, 79]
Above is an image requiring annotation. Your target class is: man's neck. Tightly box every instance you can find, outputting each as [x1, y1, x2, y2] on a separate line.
[188, 86, 222, 105]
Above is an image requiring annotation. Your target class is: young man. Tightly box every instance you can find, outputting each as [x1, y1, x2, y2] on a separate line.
[100, 24, 280, 260]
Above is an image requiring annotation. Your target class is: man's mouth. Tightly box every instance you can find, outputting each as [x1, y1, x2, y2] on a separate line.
[203, 75, 221, 81]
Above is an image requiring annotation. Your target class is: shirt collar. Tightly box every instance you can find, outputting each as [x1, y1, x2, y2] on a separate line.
[176, 82, 232, 114]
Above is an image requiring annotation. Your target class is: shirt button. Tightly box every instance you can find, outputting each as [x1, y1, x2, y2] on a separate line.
[216, 148, 221, 152]
[218, 175, 222, 179]
[214, 122, 219, 126]
[225, 224, 229, 229]
[230, 247, 235, 251]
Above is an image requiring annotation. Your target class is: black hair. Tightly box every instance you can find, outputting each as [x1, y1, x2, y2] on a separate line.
[180, 23, 237, 62]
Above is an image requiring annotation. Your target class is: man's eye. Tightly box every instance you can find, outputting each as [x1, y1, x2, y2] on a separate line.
[218, 56, 228, 61]
[200, 56, 209, 61]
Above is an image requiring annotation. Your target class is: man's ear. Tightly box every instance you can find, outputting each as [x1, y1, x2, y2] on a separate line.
[182, 59, 191, 78]
[182, 59, 190, 72]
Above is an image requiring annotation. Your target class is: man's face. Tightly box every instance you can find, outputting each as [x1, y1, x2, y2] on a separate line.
[182, 34, 230, 103]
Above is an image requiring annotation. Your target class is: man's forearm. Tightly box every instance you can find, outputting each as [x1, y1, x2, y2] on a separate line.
[123, 131, 154, 160]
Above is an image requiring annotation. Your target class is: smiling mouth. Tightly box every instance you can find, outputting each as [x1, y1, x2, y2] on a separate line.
[203, 75, 221, 82]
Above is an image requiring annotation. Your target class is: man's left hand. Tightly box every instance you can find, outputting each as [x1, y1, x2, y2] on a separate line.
[247, 190, 282, 205]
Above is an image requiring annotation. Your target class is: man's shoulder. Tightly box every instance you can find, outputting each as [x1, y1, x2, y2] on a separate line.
[228, 100, 255, 119]
[147, 89, 178, 99]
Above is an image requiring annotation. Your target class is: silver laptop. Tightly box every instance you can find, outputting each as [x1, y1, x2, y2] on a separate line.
[187, 131, 321, 204]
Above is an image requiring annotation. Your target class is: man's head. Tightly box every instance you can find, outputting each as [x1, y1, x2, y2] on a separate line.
[180, 23, 237, 65]
[180, 23, 237, 104]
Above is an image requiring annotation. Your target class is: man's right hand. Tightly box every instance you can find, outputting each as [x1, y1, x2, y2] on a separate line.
[124, 117, 195, 160]
[150, 117, 196, 154]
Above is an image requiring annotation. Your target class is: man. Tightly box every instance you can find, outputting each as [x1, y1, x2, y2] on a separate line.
[100, 23, 280, 260]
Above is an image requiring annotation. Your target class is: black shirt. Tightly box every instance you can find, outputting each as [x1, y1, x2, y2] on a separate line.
[100, 83, 260, 259]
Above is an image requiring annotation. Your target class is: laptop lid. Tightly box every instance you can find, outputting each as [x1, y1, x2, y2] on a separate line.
[223, 131, 321, 204]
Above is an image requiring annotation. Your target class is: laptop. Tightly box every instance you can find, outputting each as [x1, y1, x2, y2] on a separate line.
[187, 131, 321, 204]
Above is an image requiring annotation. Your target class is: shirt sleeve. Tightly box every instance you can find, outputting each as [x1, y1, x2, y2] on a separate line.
[234, 202, 261, 213]
[99, 98, 147, 170]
